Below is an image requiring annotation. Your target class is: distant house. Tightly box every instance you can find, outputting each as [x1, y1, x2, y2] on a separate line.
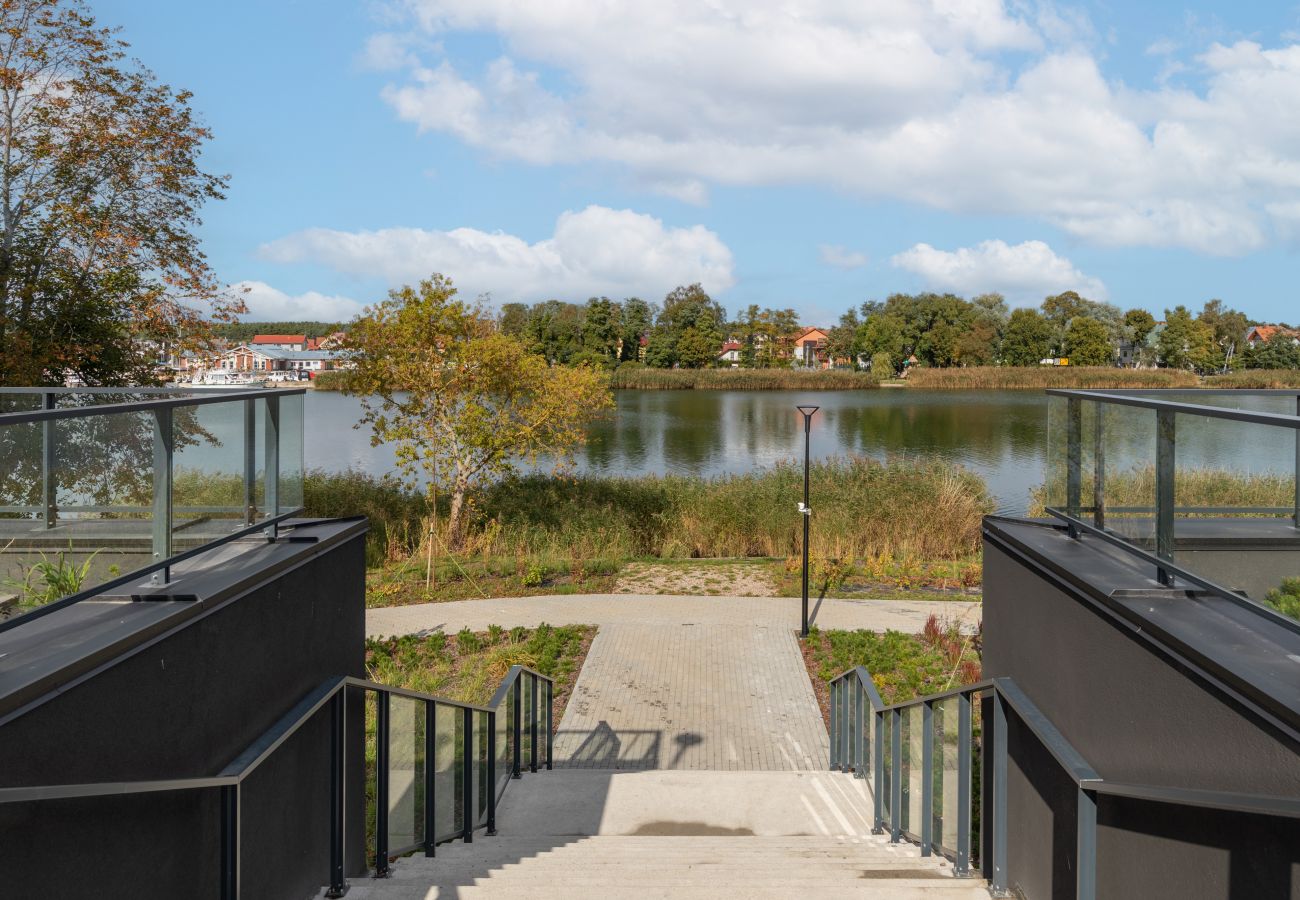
[1245, 325, 1300, 349]
[718, 341, 742, 366]
[252, 334, 310, 351]
[792, 327, 830, 368]
[214, 344, 346, 375]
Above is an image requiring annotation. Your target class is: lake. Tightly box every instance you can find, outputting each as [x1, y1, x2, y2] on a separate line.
[302, 389, 1053, 516]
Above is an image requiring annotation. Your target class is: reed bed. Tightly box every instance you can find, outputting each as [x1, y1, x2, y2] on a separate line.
[1029, 467, 1296, 517]
[905, 367, 1200, 390]
[609, 367, 878, 391]
[305, 457, 993, 567]
[1202, 370, 1300, 389]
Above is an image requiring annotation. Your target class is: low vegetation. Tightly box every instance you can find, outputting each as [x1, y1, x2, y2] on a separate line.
[801, 615, 983, 725]
[904, 366, 1200, 390]
[1029, 467, 1295, 518]
[1203, 370, 1300, 389]
[609, 367, 877, 390]
[1263, 578, 1300, 621]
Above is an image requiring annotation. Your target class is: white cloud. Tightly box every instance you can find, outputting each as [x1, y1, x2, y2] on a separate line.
[819, 244, 868, 269]
[372, 3, 1300, 255]
[891, 239, 1107, 304]
[234, 281, 366, 321]
[259, 205, 735, 302]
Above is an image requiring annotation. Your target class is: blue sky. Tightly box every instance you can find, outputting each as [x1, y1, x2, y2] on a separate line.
[95, 0, 1300, 325]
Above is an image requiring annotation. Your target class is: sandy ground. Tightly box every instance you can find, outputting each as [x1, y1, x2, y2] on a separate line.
[613, 562, 777, 596]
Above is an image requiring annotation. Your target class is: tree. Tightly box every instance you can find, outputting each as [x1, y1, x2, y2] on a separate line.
[0, 0, 242, 385]
[498, 303, 529, 337]
[1245, 334, 1300, 370]
[675, 326, 718, 368]
[1197, 299, 1248, 370]
[954, 319, 999, 366]
[869, 351, 895, 380]
[1123, 309, 1156, 344]
[581, 296, 620, 361]
[1158, 305, 1217, 371]
[654, 284, 724, 367]
[618, 297, 653, 361]
[346, 275, 612, 548]
[523, 300, 583, 363]
[1064, 316, 1113, 366]
[1001, 309, 1053, 366]
[825, 309, 861, 367]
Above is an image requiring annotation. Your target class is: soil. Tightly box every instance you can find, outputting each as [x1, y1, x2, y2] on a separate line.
[612, 561, 777, 596]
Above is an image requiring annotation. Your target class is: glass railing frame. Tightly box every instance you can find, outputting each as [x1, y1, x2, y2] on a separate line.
[0, 387, 307, 633]
[1043, 388, 1300, 635]
[0, 666, 557, 900]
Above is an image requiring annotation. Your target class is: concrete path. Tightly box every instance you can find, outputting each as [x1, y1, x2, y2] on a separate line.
[367, 593, 981, 638]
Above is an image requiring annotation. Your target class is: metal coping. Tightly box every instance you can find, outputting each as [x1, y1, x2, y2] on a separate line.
[1044, 389, 1300, 429]
[0, 387, 306, 425]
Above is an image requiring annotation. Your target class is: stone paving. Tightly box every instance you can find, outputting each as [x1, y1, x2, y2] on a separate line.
[366, 593, 981, 638]
[368, 593, 981, 775]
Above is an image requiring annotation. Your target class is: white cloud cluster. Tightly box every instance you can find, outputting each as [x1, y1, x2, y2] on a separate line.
[234, 281, 366, 321]
[371, 2, 1300, 254]
[819, 245, 868, 269]
[259, 205, 735, 302]
[891, 240, 1107, 304]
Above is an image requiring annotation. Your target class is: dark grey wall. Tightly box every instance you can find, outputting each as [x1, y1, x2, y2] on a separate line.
[0, 524, 367, 900]
[983, 532, 1300, 900]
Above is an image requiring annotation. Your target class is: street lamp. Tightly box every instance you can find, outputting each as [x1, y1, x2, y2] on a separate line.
[796, 405, 819, 637]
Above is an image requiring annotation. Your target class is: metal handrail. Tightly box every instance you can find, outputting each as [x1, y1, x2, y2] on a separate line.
[0, 666, 557, 899]
[827, 665, 1300, 900]
[0, 387, 304, 424]
[1044, 389, 1300, 430]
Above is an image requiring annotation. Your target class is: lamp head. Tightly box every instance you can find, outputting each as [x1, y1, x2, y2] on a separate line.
[796, 405, 819, 418]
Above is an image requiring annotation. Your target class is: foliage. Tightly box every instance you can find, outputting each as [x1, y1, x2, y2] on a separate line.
[0, 0, 241, 386]
[1262, 578, 1300, 621]
[1244, 335, 1300, 371]
[904, 366, 1199, 389]
[1064, 316, 1114, 366]
[301, 469, 428, 566]
[1158, 305, 1218, 372]
[1001, 309, 1054, 366]
[1029, 467, 1295, 517]
[7, 545, 101, 606]
[1203, 369, 1300, 388]
[609, 368, 877, 390]
[869, 351, 895, 380]
[804, 618, 982, 704]
[213, 321, 342, 342]
[344, 274, 613, 547]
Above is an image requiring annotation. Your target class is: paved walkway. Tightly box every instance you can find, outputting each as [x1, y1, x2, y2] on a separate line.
[366, 593, 981, 638]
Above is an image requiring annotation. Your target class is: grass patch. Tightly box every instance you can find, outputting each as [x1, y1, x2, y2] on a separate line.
[610, 368, 878, 390]
[905, 366, 1199, 390]
[800, 615, 983, 729]
[366, 555, 618, 606]
[1203, 370, 1300, 389]
[1029, 467, 1295, 517]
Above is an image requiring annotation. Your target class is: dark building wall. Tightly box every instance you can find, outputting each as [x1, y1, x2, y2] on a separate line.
[0, 522, 368, 900]
[982, 530, 1300, 900]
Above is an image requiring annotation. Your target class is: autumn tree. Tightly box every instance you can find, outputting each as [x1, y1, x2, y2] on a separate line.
[0, 0, 241, 385]
[346, 275, 613, 548]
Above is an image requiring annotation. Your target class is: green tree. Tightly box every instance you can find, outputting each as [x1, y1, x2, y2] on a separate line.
[869, 351, 895, 380]
[676, 326, 719, 368]
[345, 275, 612, 548]
[523, 300, 583, 363]
[643, 329, 676, 368]
[1123, 309, 1156, 344]
[498, 303, 529, 337]
[825, 309, 862, 367]
[618, 297, 653, 361]
[1158, 305, 1217, 371]
[0, 0, 242, 385]
[1245, 334, 1300, 370]
[1001, 309, 1054, 366]
[581, 296, 620, 361]
[1064, 316, 1113, 366]
[1197, 299, 1248, 370]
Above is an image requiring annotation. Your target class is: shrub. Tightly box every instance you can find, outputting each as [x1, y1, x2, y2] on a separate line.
[1263, 577, 1300, 620]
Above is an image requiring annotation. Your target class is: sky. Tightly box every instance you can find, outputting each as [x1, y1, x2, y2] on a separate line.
[92, 0, 1300, 326]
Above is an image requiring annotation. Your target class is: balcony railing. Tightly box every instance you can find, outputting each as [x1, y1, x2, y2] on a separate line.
[0, 387, 306, 630]
[1042, 389, 1300, 626]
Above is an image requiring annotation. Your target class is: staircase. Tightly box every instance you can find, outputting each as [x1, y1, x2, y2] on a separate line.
[335, 771, 987, 899]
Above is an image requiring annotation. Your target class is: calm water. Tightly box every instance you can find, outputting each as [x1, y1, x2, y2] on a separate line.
[302, 389, 1052, 516]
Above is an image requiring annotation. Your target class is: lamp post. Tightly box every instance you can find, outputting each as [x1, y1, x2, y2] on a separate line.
[796, 405, 819, 637]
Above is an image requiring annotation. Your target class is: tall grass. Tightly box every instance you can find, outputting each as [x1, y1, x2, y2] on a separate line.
[609, 368, 878, 390]
[302, 469, 428, 565]
[1202, 370, 1300, 389]
[306, 456, 993, 567]
[1029, 466, 1296, 517]
[905, 367, 1200, 390]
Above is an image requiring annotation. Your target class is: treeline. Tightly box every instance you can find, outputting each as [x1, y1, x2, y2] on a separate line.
[214, 320, 343, 342]
[496, 285, 1297, 374]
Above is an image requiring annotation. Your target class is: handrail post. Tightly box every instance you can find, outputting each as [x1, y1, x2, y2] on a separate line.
[872, 709, 884, 833]
[854, 680, 866, 779]
[991, 691, 1010, 897]
[486, 710, 498, 835]
[833, 680, 842, 770]
[1077, 787, 1097, 900]
[512, 679, 522, 779]
[530, 674, 539, 774]
[150, 406, 174, 585]
[1156, 408, 1176, 585]
[374, 691, 391, 877]
[326, 690, 347, 897]
[890, 708, 902, 843]
[41, 391, 56, 529]
[424, 699, 436, 857]
[921, 700, 933, 857]
[545, 678, 553, 771]
[242, 399, 257, 526]
[461, 705, 474, 843]
[955, 691, 972, 877]
[1066, 396, 1082, 536]
[220, 783, 239, 900]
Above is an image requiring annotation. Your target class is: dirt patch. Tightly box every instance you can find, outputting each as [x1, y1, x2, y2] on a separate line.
[613, 561, 777, 596]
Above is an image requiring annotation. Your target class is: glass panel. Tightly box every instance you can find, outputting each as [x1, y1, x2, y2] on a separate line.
[433, 703, 459, 842]
[907, 705, 924, 838]
[1096, 403, 1158, 546]
[898, 710, 910, 835]
[881, 711, 892, 824]
[173, 399, 251, 540]
[386, 695, 425, 852]
[520, 674, 534, 768]
[476, 710, 490, 826]
[536, 681, 549, 769]
[276, 393, 305, 514]
[497, 685, 514, 797]
[939, 698, 961, 853]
